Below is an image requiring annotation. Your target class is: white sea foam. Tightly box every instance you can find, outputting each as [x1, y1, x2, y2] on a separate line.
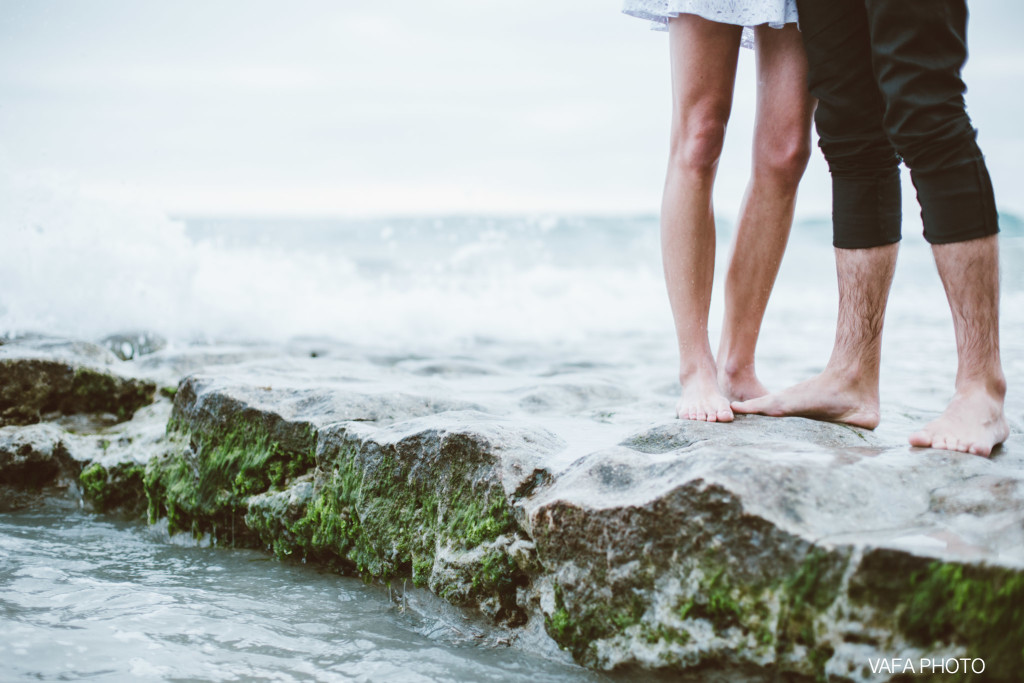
[1, 174, 1021, 403]
[0, 178, 677, 349]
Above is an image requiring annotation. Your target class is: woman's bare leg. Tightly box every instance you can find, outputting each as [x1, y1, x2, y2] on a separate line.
[663, 16, 743, 422]
[717, 24, 816, 401]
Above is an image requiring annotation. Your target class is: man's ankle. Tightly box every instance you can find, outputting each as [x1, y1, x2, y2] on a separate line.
[823, 358, 880, 394]
[955, 372, 1007, 401]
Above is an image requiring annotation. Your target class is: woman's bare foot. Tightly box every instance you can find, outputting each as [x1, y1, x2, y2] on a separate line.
[909, 384, 1009, 457]
[731, 370, 881, 429]
[677, 365, 734, 422]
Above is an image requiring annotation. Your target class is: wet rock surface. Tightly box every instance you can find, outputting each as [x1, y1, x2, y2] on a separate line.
[2, 335, 1023, 681]
[0, 423, 80, 510]
[0, 337, 156, 426]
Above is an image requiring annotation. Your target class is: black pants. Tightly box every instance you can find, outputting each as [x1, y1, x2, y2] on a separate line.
[795, 0, 999, 248]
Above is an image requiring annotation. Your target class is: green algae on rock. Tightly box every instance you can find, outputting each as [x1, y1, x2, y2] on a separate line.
[527, 479, 845, 676]
[79, 461, 148, 516]
[150, 416, 535, 623]
[250, 445, 524, 613]
[846, 548, 1024, 682]
[144, 422, 315, 544]
[0, 346, 155, 426]
[140, 372, 557, 627]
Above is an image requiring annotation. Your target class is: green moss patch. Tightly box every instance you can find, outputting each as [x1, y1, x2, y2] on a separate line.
[900, 562, 1024, 681]
[773, 549, 844, 680]
[145, 421, 315, 543]
[245, 434, 525, 619]
[542, 543, 849, 675]
[0, 359, 155, 426]
[68, 367, 155, 420]
[80, 461, 147, 515]
[144, 415, 528, 623]
[545, 581, 647, 661]
[678, 569, 743, 634]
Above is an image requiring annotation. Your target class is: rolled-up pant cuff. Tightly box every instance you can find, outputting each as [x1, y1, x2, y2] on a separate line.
[832, 167, 903, 249]
[912, 157, 1000, 245]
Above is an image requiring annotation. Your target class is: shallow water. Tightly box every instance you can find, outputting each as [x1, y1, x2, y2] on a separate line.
[0, 511, 611, 682]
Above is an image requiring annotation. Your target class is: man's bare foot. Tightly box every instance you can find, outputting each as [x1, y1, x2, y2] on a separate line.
[677, 367, 734, 422]
[731, 370, 881, 429]
[909, 386, 1009, 457]
[718, 364, 768, 402]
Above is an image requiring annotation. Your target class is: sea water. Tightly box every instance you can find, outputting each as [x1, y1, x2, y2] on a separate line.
[1, 189, 1023, 680]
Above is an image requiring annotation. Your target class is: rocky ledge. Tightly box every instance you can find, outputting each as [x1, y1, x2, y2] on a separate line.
[2, 337, 1023, 682]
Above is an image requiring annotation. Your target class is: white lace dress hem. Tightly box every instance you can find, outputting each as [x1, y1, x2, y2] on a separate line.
[622, 0, 799, 49]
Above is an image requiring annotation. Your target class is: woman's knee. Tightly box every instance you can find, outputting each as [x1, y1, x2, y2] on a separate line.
[754, 131, 812, 190]
[667, 109, 729, 177]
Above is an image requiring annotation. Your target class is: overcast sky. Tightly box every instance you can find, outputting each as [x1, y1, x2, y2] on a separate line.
[1, 0, 1023, 218]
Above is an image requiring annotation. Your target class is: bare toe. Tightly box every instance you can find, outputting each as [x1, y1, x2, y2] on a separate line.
[731, 396, 769, 415]
[908, 430, 932, 448]
[970, 442, 993, 457]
